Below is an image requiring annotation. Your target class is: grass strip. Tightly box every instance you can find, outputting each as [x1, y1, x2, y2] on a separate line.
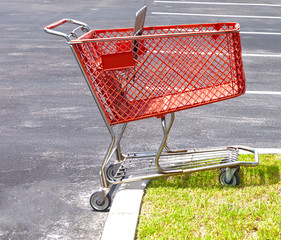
[136, 154, 281, 240]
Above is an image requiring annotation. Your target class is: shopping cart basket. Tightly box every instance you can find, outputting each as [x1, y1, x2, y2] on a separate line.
[44, 8, 259, 211]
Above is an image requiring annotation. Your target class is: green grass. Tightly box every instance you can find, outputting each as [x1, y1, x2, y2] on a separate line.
[136, 154, 281, 240]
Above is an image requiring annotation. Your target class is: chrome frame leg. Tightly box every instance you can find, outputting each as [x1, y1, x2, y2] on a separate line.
[161, 116, 172, 152]
[99, 122, 127, 189]
[155, 113, 181, 173]
[115, 123, 128, 161]
[99, 126, 116, 189]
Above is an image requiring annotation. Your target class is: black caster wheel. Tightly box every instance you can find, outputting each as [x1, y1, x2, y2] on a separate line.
[90, 191, 111, 212]
[106, 164, 124, 183]
[219, 170, 240, 186]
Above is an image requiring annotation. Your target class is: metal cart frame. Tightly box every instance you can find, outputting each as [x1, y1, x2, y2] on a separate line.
[44, 14, 259, 211]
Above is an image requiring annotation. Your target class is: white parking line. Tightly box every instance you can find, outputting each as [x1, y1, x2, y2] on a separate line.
[154, 1, 281, 7]
[243, 53, 281, 58]
[246, 91, 281, 95]
[241, 32, 281, 36]
[152, 51, 281, 58]
[151, 12, 281, 20]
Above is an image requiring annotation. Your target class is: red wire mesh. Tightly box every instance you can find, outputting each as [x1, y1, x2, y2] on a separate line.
[71, 23, 245, 125]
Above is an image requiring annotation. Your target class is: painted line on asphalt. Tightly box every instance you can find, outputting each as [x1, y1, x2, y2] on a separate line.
[241, 32, 281, 36]
[243, 53, 281, 58]
[246, 91, 281, 95]
[151, 50, 281, 58]
[151, 11, 281, 20]
[154, 1, 281, 7]
[151, 51, 281, 58]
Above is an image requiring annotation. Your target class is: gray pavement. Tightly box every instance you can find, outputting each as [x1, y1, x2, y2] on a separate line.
[1, 0, 281, 239]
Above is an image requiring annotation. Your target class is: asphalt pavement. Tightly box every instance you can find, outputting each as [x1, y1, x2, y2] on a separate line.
[1, 0, 281, 239]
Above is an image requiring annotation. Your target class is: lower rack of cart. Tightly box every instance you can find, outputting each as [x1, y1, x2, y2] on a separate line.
[89, 146, 259, 211]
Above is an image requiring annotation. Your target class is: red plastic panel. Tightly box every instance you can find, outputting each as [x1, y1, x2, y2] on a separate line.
[101, 51, 135, 70]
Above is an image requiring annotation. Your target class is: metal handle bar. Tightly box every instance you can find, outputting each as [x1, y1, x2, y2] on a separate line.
[44, 18, 90, 41]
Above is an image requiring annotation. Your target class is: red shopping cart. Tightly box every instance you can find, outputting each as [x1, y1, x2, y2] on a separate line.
[44, 6, 259, 211]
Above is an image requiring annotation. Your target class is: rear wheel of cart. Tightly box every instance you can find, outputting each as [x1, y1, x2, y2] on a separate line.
[220, 166, 240, 174]
[105, 164, 116, 183]
[105, 164, 118, 183]
[106, 164, 124, 183]
[90, 191, 111, 212]
[219, 170, 240, 186]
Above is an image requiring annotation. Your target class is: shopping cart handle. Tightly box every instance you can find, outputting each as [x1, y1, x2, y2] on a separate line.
[45, 19, 68, 30]
[44, 18, 90, 41]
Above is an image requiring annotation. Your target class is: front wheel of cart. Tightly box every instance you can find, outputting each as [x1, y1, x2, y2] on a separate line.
[90, 192, 111, 212]
[219, 170, 240, 186]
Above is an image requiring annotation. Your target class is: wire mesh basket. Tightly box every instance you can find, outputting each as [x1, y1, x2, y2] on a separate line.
[71, 22, 245, 125]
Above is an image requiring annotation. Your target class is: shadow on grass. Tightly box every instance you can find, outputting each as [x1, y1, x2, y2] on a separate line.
[240, 165, 280, 186]
[150, 164, 280, 189]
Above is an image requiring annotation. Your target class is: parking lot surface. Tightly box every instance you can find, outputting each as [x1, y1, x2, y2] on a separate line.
[1, 0, 280, 239]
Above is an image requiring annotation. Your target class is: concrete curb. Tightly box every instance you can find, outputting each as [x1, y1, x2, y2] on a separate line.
[255, 148, 281, 154]
[101, 180, 149, 240]
[101, 148, 281, 240]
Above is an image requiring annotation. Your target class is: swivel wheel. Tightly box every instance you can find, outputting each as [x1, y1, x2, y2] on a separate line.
[106, 164, 124, 183]
[219, 169, 240, 186]
[90, 191, 111, 212]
